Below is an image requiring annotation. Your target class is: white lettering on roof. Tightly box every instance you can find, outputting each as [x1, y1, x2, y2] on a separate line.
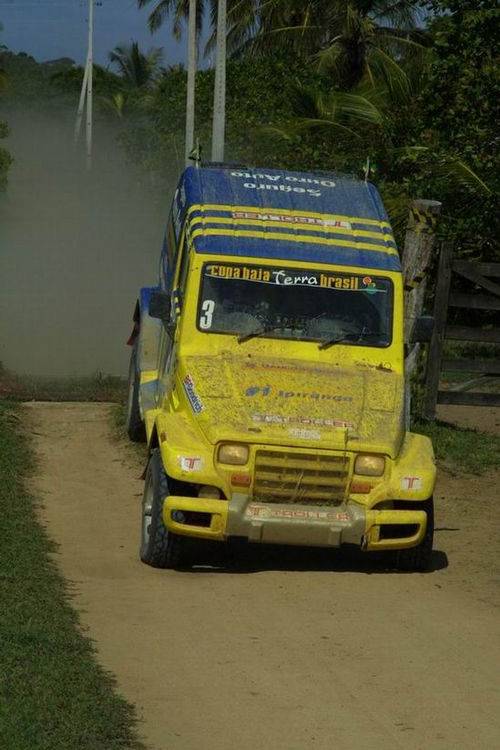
[230, 171, 336, 197]
[232, 210, 351, 230]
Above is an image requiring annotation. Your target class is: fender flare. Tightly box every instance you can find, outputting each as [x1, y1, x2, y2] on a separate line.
[127, 286, 163, 373]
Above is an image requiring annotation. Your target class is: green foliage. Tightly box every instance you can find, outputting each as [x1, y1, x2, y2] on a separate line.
[50, 63, 124, 98]
[0, 369, 127, 402]
[413, 418, 500, 475]
[416, 1, 500, 259]
[108, 41, 163, 88]
[0, 403, 144, 750]
[120, 55, 328, 183]
[121, 2, 498, 261]
[138, 0, 206, 37]
[0, 49, 76, 103]
[0, 118, 12, 191]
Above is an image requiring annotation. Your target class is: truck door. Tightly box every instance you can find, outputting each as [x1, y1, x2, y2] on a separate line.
[156, 226, 191, 407]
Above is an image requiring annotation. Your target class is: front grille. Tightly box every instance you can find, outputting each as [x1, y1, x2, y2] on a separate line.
[254, 450, 349, 505]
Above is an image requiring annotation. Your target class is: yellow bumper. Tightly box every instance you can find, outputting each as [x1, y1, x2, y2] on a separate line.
[163, 494, 429, 552]
[363, 508, 427, 551]
[163, 496, 228, 540]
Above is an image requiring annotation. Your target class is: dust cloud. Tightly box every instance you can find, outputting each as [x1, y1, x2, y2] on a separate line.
[0, 106, 168, 377]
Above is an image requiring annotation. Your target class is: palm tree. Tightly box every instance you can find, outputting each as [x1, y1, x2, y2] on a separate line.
[137, 0, 206, 38]
[137, 1, 424, 92]
[108, 41, 163, 88]
[220, 1, 426, 90]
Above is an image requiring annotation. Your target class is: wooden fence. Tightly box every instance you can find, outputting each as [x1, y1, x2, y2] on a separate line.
[423, 242, 500, 419]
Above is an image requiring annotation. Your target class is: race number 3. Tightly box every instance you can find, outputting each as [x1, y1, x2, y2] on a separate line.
[200, 299, 215, 329]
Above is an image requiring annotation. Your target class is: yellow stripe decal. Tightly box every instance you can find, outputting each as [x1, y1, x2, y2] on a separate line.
[189, 227, 399, 256]
[187, 203, 392, 230]
[189, 215, 393, 244]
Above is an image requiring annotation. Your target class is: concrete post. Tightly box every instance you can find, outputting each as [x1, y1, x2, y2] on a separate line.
[185, 0, 197, 167]
[211, 0, 227, 163]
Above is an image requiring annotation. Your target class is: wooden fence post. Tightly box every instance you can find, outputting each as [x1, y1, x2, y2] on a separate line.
[403, 199, 442, 343]
[422, 242, 453, 420]
[402, 199, 442, 424]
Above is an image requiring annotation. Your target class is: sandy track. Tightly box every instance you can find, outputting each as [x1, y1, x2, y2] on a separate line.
[26, 402, 499, 750]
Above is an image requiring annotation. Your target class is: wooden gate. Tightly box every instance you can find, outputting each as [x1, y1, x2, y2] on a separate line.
[423, 242, 500, 419]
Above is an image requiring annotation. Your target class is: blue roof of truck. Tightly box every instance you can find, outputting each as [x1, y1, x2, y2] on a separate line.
[175, 166, 401, 272]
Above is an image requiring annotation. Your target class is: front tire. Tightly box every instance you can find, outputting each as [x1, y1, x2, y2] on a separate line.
[140, 448, 185, 569]
[125, 339, 146, 443]
[394, 497, 434, 572]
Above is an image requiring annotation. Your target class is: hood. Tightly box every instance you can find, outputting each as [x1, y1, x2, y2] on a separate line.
[179, 352, 404, 458]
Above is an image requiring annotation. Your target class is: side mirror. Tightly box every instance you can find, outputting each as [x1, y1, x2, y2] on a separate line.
[149, 290, 171, 321]
[410, 315, 434, 343]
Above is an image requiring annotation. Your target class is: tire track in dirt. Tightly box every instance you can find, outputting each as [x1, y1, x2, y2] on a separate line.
[26, 402, 500, 750]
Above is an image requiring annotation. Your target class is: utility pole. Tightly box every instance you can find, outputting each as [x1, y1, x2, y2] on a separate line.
[74, 57, 89, 144]
[85, 0, 94, 170]
[74, 0, 94, 170]
[211, 0, 226, 163]
[185, 0, 197, 166]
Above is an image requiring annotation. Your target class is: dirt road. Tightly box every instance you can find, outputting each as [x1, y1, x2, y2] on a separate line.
[27, 403, 499, 750]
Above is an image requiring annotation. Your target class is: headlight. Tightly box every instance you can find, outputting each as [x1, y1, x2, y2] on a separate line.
[354, 454, 385, 476]
[218, 443, 249, 465]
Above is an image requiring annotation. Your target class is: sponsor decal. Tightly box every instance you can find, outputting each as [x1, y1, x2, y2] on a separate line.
[245, 362, 328, 374]
[362, 276, 379, 295]
[182, 374, 205, 414]
[205, 264, 362, 290]
[229, 171, 337, 198]
[246, 505, 350, 522]
[401, 476, 423, 491]
[289, 428, 321, 440]
[179, 456, 204, 472]
[232, 211, 351, 230]
[252, 414, 355, 429]
[245, 386, 352, 402]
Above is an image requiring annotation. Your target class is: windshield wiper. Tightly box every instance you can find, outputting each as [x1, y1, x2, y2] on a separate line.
[237, 324, 286, 344]
[318, 332, 358, 350]
[318, 330, 386, 351]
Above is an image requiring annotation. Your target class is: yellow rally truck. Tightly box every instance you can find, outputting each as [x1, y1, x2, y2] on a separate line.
[126, 166, 436, 571]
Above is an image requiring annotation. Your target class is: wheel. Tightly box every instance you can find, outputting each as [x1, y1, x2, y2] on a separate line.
[125, 339, 146, 442]
[140, 448, 185, 569]
[394, 497, 434, 572]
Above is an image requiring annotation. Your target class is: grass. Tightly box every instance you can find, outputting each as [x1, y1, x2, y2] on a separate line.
[413, 419, 500, 475]
[0, 402, 145, 750]
[0, 367, 127, 403]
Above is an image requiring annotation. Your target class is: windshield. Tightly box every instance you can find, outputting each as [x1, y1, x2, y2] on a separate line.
[197, 262, 394, 347]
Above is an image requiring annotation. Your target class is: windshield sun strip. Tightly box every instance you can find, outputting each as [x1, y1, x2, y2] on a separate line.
[196, 261, 394, 348]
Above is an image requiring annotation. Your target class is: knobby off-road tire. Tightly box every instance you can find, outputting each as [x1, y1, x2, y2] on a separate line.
[125, 339, 146, 443]
[394, 497, 434, 572]
[140, 449, 185, 569]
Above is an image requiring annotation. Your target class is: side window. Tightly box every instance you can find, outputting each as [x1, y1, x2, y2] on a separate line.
[173, 229, 191, 315]
[160, 214, 177, 292]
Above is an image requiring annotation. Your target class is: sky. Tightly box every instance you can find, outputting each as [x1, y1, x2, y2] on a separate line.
[0, 0, 190, 66]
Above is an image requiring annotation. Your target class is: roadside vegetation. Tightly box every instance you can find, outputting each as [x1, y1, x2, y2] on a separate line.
[128, 0, 499, 259]
[0, 363, 126, 402]
[1, 2, 498, 258]
[0, 401, 144, 750]
[414, 418, 500, 475]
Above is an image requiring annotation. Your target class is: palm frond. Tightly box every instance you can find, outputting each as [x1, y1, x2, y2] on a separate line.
[367, 45, 411, 100]
[370, 0, 420, 29]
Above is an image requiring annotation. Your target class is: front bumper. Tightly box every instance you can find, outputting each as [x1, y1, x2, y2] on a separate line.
[163, 493, 428, 551]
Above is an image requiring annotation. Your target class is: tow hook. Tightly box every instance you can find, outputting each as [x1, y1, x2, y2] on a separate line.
[361, 533, 369, 551]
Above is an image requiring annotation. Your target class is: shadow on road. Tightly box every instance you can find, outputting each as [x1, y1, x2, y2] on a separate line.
[180, 540, 449, 575]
